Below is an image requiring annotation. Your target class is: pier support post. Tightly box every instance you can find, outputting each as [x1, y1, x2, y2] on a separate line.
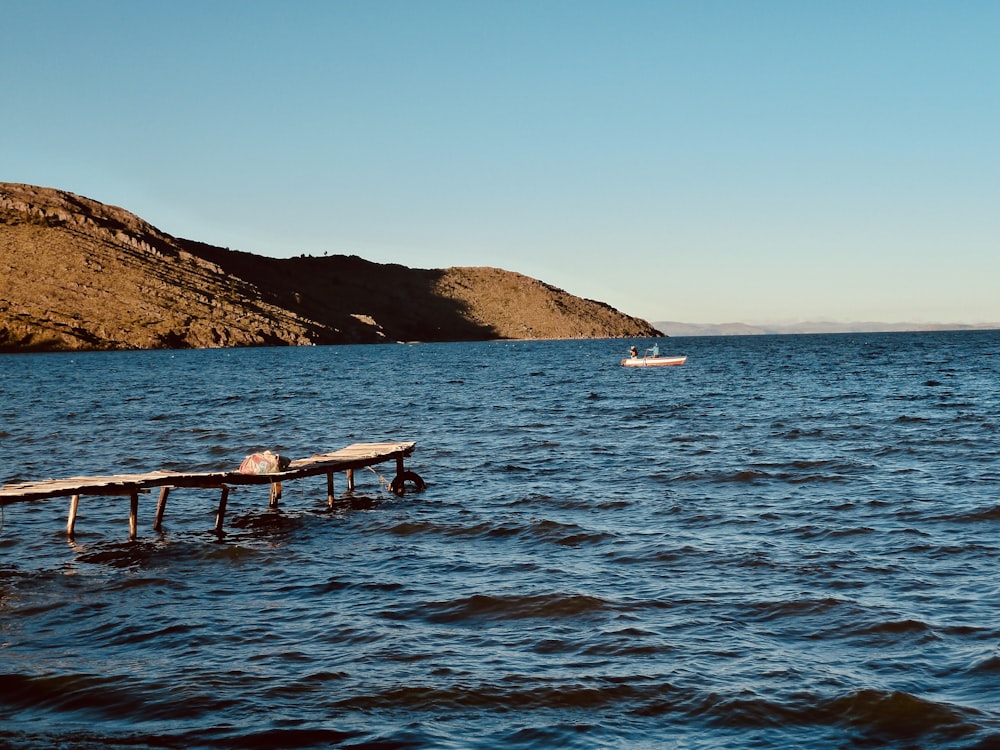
[346, 468, 355, 492]
[67, 494, 80, 536]
[215, 486, 230, 537]
[128, 490, 139, 541]
[154, 486, 170, 532]
[269, 482, 282, 508]
[326, 472, 334, 508]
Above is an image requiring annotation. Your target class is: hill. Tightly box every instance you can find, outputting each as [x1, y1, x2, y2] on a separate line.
[0, 182, 660, 352]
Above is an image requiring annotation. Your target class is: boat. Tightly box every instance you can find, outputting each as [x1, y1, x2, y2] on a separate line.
[621, 345, 687, 367]
[621, 354, 687, 367]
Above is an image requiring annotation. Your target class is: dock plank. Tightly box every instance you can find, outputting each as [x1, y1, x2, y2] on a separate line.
[0, 442, 417, 504]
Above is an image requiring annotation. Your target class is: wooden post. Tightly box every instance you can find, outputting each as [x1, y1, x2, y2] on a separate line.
[153, 486, 170, 532]
[346, 468, 355, 491]
[128, 490, 139, 541]
[396, 455, 405, 477]
[326, 471, 334, 508]
[215, 486, 230, 537]
[67, 494, 80, 536]
[269, 481, 282, 508]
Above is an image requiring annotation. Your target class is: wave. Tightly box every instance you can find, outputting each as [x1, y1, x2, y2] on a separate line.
[844, 618, 940, 643]
[413, 591, 613, 625]
[384, 516, 615, 548]
[3, 675, 992, 749]
[946, 504, 1000, 523]
[967, 654, 1000, 675]
[0, 670, 230, 721]
[330, 677, 649, 713]
[741, 596, 854, 624]
[816, 688, 982, 744]
[673, 467, 854, 484]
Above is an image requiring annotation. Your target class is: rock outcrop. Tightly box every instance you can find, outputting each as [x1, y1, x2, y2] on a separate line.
[0, 182, 661, 352]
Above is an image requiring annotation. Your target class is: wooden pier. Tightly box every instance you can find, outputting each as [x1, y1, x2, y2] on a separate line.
[0, 441, 423, 540]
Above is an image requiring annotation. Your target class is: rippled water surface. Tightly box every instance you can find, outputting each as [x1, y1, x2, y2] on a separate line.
[2, 332, 999, 749]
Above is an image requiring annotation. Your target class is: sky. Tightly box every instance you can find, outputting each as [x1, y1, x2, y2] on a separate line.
[3, 1, 999, 326]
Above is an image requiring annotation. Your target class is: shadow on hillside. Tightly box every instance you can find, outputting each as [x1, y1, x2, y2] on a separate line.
[180, 241, 499, 344]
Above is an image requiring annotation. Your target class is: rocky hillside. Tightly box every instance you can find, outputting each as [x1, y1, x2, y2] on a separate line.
[0, 183, 660, 352]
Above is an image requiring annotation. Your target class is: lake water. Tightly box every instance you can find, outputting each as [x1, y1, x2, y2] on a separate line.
[1, 332, 999, 749]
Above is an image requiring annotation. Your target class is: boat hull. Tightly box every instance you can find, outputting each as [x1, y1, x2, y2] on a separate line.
[620, 355, 687, 368]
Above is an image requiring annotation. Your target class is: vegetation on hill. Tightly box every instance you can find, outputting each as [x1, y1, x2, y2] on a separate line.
[0, 182, 660, 352]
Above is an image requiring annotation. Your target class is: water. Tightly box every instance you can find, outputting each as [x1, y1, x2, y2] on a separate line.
[1, 332, 999, 749]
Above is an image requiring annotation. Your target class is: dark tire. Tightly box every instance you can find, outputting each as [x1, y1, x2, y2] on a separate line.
[390, 471, 425, 496]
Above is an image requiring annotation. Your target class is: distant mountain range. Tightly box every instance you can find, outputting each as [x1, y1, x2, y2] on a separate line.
[0, 182, 661, 352]
[654, 321, 999, 337]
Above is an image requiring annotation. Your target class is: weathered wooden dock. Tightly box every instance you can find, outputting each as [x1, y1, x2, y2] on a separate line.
[0, 441, 423, 539]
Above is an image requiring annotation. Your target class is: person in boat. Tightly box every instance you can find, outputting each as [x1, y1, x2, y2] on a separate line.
[629, 345, 638, 358]
[651, 343, 659, 357]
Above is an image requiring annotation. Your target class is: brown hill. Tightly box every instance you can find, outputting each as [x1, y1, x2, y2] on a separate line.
[0, 182, 660, 352]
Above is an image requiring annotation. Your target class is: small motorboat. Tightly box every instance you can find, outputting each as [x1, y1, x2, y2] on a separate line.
[621, 345, 687, 367]
[621, 354, 687, 367]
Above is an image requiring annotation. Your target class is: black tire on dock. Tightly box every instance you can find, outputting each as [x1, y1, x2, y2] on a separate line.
[390, 471, 425, 496]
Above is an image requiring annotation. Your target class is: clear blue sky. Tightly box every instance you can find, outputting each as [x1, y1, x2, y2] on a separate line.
[4, 1, 998, 325]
